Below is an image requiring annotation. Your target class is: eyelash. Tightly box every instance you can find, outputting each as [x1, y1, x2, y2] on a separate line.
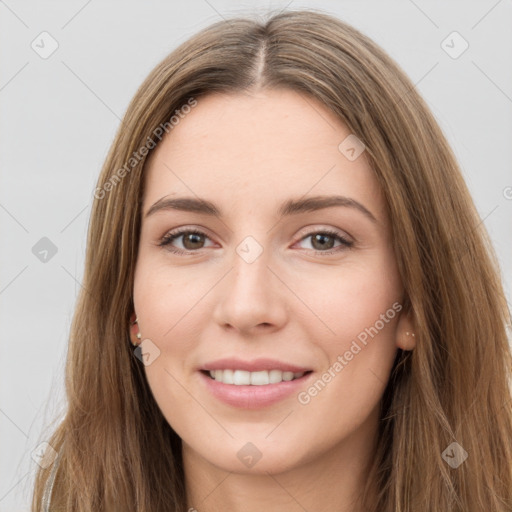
[158, 227, 353, 255]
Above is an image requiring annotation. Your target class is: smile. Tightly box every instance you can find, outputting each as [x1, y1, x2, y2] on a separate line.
[206, 369, 308, 385]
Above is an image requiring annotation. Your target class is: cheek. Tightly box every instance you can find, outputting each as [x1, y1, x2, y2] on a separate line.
[293, 255, 401, 345]
[295, 298, 399, 444]
[292, 254, 401, 408]
[132, 261, 197, 359]
[132, 262, 204, 426]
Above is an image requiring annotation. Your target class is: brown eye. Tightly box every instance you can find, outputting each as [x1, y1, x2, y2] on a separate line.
[310, 233, 336, 251]
[296, 229, 353, 255]
[158, 229, 214, 253]
[181, 232, 206, 250]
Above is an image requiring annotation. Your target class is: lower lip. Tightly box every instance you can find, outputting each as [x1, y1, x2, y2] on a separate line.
[199, 371, 313, 409]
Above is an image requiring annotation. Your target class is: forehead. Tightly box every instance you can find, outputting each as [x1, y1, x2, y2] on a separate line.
[143, 89, 386, 223]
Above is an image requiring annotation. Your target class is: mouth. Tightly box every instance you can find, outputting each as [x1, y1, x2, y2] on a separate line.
[198, 357, 314, 408]
[198, 359, 314, 409]
[201, 369, 312, 385]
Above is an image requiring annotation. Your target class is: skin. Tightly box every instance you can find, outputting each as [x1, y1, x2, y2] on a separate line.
[130, 88, 415, 512]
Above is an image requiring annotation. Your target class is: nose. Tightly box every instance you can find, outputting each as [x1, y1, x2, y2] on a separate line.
[211, 247, 289, 335]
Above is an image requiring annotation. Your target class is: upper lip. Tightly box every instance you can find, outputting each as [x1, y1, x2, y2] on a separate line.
[201, 358, 312, 373]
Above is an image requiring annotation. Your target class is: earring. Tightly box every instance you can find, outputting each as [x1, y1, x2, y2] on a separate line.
[405, 331, 416, 350]
[131, 316, 142, 347]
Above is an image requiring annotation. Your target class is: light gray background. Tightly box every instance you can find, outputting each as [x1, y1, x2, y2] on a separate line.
[1, 1, 511, 510]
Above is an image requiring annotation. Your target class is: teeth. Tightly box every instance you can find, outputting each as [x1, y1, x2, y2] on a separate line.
[269, 369, 282, 384]
[233, 370, 251, 385]
[250, 370, 269, 385]
[207, 369, 306, 385]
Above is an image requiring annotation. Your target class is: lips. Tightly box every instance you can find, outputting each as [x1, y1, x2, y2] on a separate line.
[198, 358, 314, 408]
[201, 357, 311, 373]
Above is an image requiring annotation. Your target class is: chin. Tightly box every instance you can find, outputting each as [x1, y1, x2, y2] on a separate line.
[193, 439, 311, 476]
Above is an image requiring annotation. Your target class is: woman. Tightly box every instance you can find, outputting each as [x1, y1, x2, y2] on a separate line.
[32, 8, 512, 512]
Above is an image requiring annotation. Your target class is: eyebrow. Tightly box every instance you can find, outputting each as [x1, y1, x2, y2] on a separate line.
[145, 195, 378, 224]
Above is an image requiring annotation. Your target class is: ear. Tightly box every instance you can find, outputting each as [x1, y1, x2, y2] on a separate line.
[128, 312, 140, 347]
[395, 309, 416, 351]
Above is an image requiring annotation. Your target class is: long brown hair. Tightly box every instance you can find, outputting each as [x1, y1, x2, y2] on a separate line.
[32, 8, 512, 511]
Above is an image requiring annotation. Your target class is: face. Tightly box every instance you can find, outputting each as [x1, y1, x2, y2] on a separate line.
[131, 88, 414, 475]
